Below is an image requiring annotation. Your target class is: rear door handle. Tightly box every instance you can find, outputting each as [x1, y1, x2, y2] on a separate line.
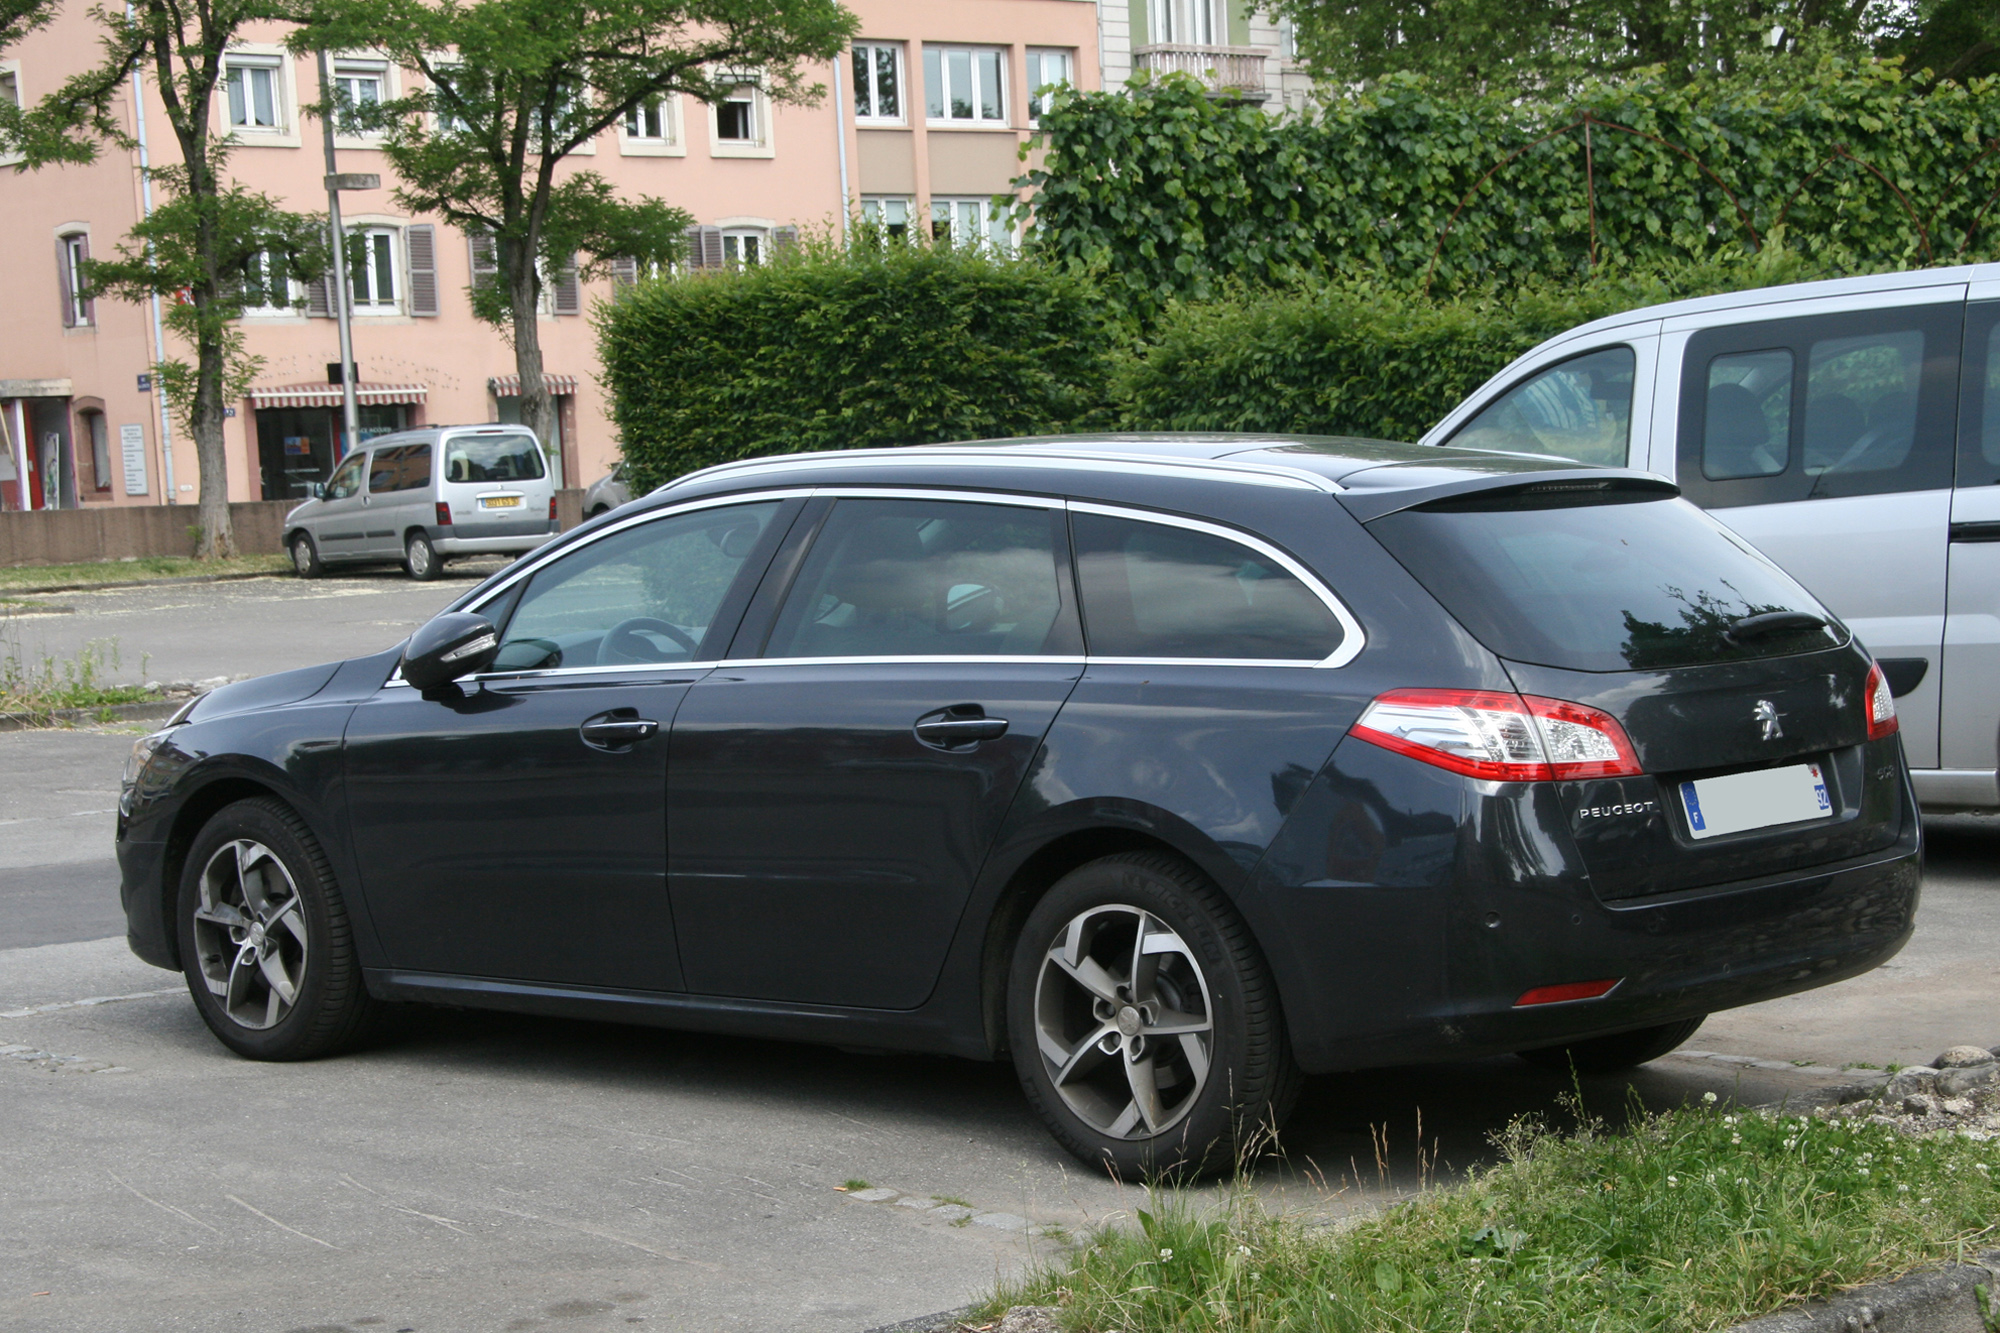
[580, 710, 659, 751]
[914, 705, 1009, 750]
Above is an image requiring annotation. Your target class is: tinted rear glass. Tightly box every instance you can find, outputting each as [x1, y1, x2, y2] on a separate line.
[444, 432, 545, 483]
[1367, 494, 1843, 672]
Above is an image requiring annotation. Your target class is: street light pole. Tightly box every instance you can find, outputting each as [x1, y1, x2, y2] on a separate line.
[315, 48, 361, 458]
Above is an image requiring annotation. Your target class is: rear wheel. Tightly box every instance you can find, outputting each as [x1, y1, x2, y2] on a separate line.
[588, 504, 609, 519]
[404, 531, 442, 581]
[176, 797, 374, 1061]
[1007, 852, 1299, 1179]
[290, 533, 323, 579]
[1517, 1016, 1706, 1074]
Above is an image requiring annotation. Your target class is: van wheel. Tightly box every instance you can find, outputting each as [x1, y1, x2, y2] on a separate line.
[176, 797, 375, 1061]
[1517, 1016, 1706, 1074]
[1007, 852, 1300, 1180]
[290, 533, 323, 579]
[404, 532, 442, 581]
[588, 504, 609, 519]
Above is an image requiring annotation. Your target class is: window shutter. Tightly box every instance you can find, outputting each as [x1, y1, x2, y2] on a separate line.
[610, 255, 639, 291]
[56, 237, 74, 328]
[75, 233, 93, 325]
[468, 231, 499, 304]
[305, 274, 332, 317]
[552, 256, 581, 314]
[772, 226, 799, 255]
[686, 224, 724, 270]
[406, 223, 439, 316]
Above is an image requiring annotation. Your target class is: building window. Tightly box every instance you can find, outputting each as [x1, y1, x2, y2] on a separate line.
[82, 411, 111, 493]
[860, 196, 911, 239]
[722, 229, 765, 267]
[347, 228, 399, 310]
[1025, 49, 1073, 122]
[332, 60, 388, 134]
[708, 75, 771, 157]
[851, 42, 903, 122]
[1149, 0, 1220, 45]
[626, 96, 671, 142]
[716, 85, 757, 142]
[240, 250, 295, 315]
[931, 198, 1013, 253]
[225, 58, 282, 129]
[1, 64, 21, 167]
[58, 231, 92, 328]
[924, 46, 1007, 125]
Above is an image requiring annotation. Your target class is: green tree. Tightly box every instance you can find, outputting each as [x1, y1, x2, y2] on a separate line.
[1878, 0, 2000, 85]
[2, 0, 329, 556]
[1266, 0, 1895, 92]
[292, 0, 859, 455]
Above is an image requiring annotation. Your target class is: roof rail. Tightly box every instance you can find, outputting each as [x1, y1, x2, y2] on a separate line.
[658, 446, 1344, 495]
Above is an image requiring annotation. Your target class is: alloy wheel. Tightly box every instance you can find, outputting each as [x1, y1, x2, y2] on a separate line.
[1032, 903, 1215, 1140]
[190, 839, 309, 1031]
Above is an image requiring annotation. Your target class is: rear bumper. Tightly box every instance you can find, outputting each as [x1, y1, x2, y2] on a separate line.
[432, 527, 556, 556]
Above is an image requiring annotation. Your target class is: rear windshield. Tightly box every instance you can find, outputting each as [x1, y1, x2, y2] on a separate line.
[444, 432, 545, 484]
[1366, 493, 1844, 672]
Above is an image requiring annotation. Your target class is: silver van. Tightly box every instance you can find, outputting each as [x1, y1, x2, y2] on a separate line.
[284, 425, 559, 581]
[1426, 263, 2000, 810]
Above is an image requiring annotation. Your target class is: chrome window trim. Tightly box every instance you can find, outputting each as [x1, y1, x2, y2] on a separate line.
[715, 655, 1090, 669]
[659, 449, 1343, 494]
[383, 661, 709, 690]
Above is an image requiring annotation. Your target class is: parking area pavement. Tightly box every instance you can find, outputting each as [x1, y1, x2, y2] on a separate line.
[1, 572, 1995, 1331]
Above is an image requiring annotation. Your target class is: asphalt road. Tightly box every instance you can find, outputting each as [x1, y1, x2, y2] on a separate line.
[1, 575, 1995, 1332]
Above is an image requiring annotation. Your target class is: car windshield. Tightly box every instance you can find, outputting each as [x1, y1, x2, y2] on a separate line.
[1366, 492, 1845, 672]
[444, 432, 545, 484]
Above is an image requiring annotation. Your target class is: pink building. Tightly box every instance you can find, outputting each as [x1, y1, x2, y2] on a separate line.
[0, 0, 1102, 513]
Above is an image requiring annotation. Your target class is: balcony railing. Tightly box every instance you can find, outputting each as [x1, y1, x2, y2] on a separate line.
[1132, 44, 1269, 101]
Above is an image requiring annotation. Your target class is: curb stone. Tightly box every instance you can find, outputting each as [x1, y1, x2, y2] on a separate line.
[1724, 1251, 2000, 1333]
[859, 1307, 977, 1333]
[0, 698, 185, 732]
[0, 570, 284, 596]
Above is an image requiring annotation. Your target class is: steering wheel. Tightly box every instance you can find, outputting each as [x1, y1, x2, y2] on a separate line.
[598, 616, 700, 665]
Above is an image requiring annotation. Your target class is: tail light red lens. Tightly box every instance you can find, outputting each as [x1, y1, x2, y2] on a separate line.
[434, 502, 452, 526]
[549, 497, 559, 521]
[1864, 661, 1898, 741]
[1352, 688, 1642, 782]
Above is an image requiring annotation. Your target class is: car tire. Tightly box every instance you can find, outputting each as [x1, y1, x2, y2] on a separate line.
[175, 797, 375, 1061]
[404, 531, 442, 581]
[290, 532, 324, 579]
[588, 504, 609, 519]
[1006, 851, 1300, 1180]
[1517, 1016, 1706, 1075]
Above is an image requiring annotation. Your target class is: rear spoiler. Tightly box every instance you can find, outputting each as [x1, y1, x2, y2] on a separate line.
[1335, 467, 1678, 522]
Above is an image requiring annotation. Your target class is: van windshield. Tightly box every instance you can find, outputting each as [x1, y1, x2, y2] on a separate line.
[444, 432, 546, 484]
[1366, 493, 1845, 672]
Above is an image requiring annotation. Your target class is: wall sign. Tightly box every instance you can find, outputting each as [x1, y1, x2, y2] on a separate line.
[119, 423, 149, 496]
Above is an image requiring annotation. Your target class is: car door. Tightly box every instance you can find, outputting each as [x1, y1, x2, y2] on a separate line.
[1940, 298, 2000, 795]
[1665, 300, 1963, 771]
[666, 493, 1086, 1010]
[311, 452, 370, 559]
[341, 497, 798, 990]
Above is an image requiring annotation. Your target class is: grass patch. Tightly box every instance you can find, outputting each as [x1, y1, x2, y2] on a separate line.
[1, 636, 153, 723]
[842, 1179, 872, 1192]
[0, 553, 290, 591]
[995, 1102, 2000, 1332]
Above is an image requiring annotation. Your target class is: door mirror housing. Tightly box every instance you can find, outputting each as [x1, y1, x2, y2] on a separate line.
[402, 613, 501, 695]
[304, 482, 326, 499]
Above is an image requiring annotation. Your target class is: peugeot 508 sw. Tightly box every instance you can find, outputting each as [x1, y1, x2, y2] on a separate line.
[118, 436, 1919, 1173]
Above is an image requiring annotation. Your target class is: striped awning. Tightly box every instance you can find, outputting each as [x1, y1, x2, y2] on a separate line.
[248, 382, 429, 409]
[488, 374, 579, 397]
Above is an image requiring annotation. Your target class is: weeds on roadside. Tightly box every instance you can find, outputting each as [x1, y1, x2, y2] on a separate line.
[996, 1100, 2000, 1333]
[0, 553, 290, 592]
[0, 634, 153, 724]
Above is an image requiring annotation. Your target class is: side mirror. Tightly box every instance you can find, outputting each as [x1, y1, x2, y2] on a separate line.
[305, 482, 326, 499]
[402, 613, 500, 696]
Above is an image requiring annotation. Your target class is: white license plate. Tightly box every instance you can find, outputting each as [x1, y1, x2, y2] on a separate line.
[1678, 763, 1832, 840]
[480, 495, 522, 509]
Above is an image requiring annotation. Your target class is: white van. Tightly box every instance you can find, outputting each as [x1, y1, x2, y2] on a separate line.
[1426, 264, 2000, 810]
[283, 425, 559, 581]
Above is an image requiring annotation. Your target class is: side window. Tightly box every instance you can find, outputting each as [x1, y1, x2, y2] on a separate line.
[493, 502, 783, 671]
[367, 447, 401, 493]
[324, 454, 364, 500]
[1448, 346, 1636, 466]
[1678, 305, 1959, 507]
[765, 499, 1070, 659]
[1703, 350, 1792, 479]
[1072, 511, 1343, 663]
[397, 443, 432, 492]
[1958, 303, 2000, 487]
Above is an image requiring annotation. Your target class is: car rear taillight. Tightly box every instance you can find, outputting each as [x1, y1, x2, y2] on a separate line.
[1352, 688, 1642, 782]
[549, 497, 559, 521]
[1515, 978, 1621, 1007]
[435, 502, 452, 526]
[1865, 662, 1898, 741]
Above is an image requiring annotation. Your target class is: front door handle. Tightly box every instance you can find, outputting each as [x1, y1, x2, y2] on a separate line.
[914, 705, 1009, 751]
[580, 709, 659, 752]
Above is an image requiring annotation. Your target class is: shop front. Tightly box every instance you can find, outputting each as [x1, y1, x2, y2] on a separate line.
[249, 381, 428, 501]
[489, 374, 577, 488]
[0, 386, 80, 511]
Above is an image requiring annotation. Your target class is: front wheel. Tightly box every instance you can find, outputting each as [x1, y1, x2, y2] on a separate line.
[176, 797, 374, 1061]
[1517, 1016, 1706, 1074]
[404, 531, 442, 581]
[290, 533, 323, 579]
[1007, 852, 1300, 1179]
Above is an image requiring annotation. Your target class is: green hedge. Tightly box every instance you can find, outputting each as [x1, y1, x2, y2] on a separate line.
[599, 240, 1116, 490]
[1115, 254, 1853, 438]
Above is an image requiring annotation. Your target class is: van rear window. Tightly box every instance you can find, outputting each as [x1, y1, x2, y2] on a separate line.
[1366, 494, 1843, 672]
[445, 432, 545, 484]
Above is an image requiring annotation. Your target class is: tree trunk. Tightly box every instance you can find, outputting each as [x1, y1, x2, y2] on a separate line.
[192, 315, 236, 559]
[505, 241, 558, 473]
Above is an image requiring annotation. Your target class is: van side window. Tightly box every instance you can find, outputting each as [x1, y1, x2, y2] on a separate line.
[324, 453, 364, 500]
[1703, 350, 1792, 479]
[1677, 306, 1959, 507]
[1448, 346, 1635, 467]
[1955, 303, 2000, 487]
